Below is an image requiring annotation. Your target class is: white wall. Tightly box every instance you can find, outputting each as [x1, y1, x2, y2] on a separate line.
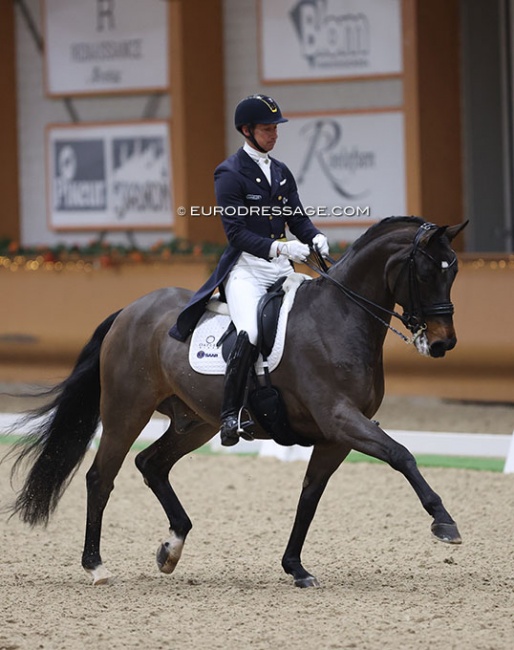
[15, 0, 403, 248]
[15, 0, 170, 249]
[222, 0, 404, 243]
[222, 0, 402, 150]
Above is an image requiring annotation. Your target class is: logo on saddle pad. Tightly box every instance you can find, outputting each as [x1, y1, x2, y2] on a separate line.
[189, 273, 310, 375]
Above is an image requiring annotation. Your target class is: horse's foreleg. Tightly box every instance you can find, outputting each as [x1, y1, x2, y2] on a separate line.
[348, 416, 462, 544]
[282, 443, 351, 588]
[135, 421, 215, 576]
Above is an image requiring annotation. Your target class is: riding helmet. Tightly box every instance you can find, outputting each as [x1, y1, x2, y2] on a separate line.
[234, 94, 288, 133]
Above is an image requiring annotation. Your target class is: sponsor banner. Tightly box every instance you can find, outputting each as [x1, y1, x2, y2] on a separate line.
[43, 0, 168, 95]
[272, 109, 406, 225]
[259, 0, 402, 82]
[47, 122, 173, 230]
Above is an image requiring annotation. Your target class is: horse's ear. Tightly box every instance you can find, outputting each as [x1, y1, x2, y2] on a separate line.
[418, 224, 447, 246]
[445, 220, 469, 242]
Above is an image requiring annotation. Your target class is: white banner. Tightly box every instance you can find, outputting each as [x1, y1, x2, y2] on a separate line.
[47, 122, 173, 230]
[259, 0, 402, 82]
[43, 0, 168, 95]
[272, 110, 406, 225]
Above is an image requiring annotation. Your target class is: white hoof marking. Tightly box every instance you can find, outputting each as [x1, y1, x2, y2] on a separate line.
[87, 564, 113, 585]
[159, 530, 184, 574]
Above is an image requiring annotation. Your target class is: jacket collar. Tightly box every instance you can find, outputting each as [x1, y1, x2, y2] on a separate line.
[236, 148, 281, 194]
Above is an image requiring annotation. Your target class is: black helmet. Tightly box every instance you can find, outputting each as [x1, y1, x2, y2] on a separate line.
[234, 94, 288, 133]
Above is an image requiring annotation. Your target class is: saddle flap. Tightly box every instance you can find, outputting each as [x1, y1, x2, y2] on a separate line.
[256, 276, 287, 358]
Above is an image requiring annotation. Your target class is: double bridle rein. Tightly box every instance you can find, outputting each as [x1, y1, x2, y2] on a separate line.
[307, 222, 457, 346]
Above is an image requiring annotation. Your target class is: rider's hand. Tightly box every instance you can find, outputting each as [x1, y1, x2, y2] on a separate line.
[312, 233, 329, 258]
[271, 240, 310, 263]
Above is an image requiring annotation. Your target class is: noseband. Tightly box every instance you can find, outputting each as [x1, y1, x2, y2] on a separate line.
[307, 222, 457, 345]
[400, 222, 457, 333]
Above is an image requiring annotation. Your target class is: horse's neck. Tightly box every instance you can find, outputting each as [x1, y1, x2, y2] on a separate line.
[329, 244, 395, 311]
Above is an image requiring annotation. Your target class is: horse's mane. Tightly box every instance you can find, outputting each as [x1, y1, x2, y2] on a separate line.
[350, 216, 425, 252]
[334, 216, 425, 265]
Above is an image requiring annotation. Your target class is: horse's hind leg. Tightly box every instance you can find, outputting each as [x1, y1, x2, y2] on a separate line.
[135, 418, 215, 576]
[82, 409, 154, 585]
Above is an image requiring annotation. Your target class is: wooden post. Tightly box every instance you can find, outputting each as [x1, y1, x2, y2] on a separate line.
[169, 0, 226, 244]
[403, 0, 464, 246]
[0, 2, 20, 241]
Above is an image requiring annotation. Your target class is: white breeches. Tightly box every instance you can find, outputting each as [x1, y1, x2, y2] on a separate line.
[223, 252, 294, 345]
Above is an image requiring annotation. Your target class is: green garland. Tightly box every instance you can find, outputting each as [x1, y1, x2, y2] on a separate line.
[0, 237, 349, 271]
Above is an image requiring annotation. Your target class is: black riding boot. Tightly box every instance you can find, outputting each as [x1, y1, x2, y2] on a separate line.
[220, 331, 257, 447]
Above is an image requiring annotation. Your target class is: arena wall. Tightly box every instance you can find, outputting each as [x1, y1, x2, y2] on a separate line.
[2, 1, 512, 402]
[1, 258, 513, 402]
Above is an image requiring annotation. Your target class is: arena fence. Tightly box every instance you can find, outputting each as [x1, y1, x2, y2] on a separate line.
[1, 413, 513, 473]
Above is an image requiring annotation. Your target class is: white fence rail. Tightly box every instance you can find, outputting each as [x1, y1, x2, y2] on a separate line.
[1, 413, 513, 473]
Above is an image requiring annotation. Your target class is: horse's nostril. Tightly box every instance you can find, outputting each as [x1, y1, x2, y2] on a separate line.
[430, 337, 456, 357]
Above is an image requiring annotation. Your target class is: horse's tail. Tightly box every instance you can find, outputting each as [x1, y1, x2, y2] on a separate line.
[6, 310, 122, 527]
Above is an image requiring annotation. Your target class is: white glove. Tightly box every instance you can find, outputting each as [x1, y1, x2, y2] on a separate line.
[312, 233, 330, 258]
[270, 240, 310, 263]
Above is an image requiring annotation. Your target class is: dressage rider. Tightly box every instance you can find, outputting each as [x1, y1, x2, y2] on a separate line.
[169, 94, 329, 446]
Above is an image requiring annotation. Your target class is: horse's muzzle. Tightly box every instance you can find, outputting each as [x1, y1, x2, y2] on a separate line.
[426, 319, 457, 358]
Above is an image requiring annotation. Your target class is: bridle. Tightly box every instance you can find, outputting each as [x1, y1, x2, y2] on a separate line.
[397, 222, 457, 333]
[306, 222, 457, 346]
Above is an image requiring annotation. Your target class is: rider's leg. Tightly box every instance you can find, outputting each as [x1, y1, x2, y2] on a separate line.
[219, 330, 258, 446]
[220, 261, 262, 446]
[220, 254, 293, 446]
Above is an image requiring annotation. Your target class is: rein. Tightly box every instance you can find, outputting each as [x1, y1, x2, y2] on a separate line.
[307, 223, 455, 346]
[305, 250, 417, 345]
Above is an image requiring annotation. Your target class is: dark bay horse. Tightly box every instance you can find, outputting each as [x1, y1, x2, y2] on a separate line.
[6, 217, 467, 587]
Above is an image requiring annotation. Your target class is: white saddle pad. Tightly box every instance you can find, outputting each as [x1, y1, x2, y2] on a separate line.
[189, 273, 311, 375]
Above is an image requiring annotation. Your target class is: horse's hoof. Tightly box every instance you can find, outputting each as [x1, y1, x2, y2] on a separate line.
[294, 575, 320, 588]
[156, 532, 184, 574]
[86, 564, 113, 585]
[431, 522, 462, 544]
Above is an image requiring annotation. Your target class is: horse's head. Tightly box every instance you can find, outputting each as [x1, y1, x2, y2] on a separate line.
[388, 221, 468, 358]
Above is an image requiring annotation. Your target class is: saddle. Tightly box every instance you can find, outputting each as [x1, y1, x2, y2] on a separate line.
[218, 276, 287, 362]
[218, 277, 312, 448]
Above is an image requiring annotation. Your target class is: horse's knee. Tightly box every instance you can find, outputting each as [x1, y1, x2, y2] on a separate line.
[387, 444, 416, 472]
[134, 449, 148, 475]
[135, 447, 171, 486]
[135, 450, 155, 485]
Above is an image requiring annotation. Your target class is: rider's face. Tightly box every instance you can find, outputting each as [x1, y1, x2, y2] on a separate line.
[245, 123, 278, 152]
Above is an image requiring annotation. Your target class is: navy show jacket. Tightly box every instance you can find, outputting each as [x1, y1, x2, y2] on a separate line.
[169, 147, 320, 341]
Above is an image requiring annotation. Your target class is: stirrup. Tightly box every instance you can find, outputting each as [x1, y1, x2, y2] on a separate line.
[237, 407, 255, 441]
[219, 408, 255, 446]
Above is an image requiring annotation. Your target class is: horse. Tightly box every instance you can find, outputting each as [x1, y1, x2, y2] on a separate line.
[5, 216, 467, 588]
